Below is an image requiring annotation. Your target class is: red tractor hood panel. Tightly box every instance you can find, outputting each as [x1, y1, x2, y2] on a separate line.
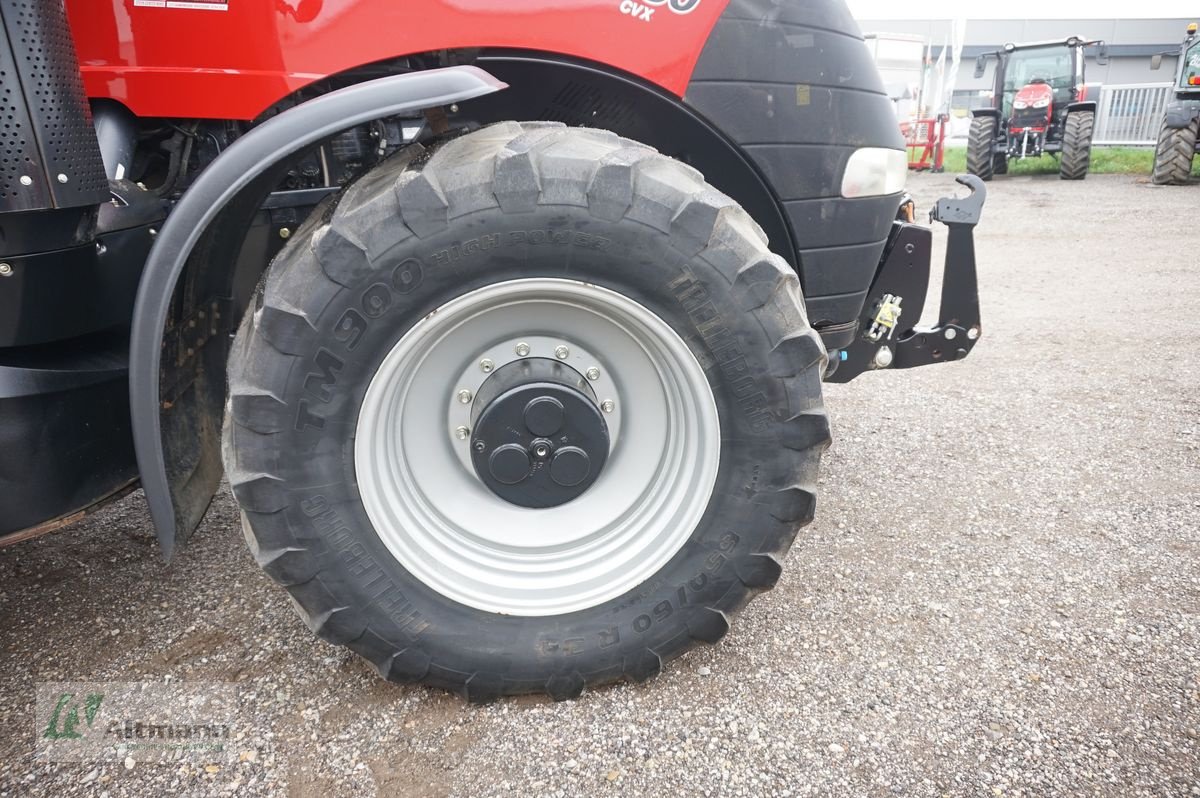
[1013, 82, 1053, 107]
[66, 0, 729, 119]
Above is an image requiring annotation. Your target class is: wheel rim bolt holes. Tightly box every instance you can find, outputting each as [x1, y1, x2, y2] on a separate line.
[479, 358, 494, 373]
[515, 342, 531, 357]
[455, 426, 470, 440]
[554, 345, 570, 360]
[586, 367, 600, 381]
[457, 389, 473, 404]
[601, 399, 615, 413]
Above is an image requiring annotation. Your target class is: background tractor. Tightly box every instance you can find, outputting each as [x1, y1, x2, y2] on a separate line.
[0, 0, 984, 700]
[967, 37, 1108, 181]
[1151, 22, 1200, 185]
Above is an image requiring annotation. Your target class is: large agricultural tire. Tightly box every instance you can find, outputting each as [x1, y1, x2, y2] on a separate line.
[223, 121, 831, 702]
[967, 115, 998, 181]
[1151, 117, 1199, 185]
[1059, 110, 1095, 181]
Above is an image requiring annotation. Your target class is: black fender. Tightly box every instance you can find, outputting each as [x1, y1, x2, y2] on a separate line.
[129, 66, 506, 556]
[1163, 99, 1200, 129]
[1066, 101, 1098, 114]
[971, 108, 1002, 120]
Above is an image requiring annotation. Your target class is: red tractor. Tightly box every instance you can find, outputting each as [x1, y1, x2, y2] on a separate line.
[967, 37, 1107, 180]
[0, 0, 984, 700]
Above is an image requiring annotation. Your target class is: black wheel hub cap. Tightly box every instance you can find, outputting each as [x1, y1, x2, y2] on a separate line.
[470, 359, 609, 508]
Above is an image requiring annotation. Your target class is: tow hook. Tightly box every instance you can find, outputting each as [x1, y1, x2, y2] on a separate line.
[827, 174, 986, 382]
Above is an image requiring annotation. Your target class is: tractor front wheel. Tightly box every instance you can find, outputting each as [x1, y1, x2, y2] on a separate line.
[1059, 110, 1095, 180]
[223, 122, 832, 701]
[967, 116, 998, 181]
[1152, 117, 1198, 185]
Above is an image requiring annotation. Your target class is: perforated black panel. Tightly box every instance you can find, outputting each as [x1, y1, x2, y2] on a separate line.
[0, 0, 108, 212]
[0, 31, 49, 210]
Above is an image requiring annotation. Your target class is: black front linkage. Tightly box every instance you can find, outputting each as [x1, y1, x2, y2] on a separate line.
[827, 175, 986, 383]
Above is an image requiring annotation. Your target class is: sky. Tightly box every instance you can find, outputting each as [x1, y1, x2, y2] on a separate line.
[845, 0, 1197, 19]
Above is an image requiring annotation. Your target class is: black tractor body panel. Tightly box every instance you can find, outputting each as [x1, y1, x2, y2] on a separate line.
[0, 330, 136, 536]
[685, 0, 906, 327]
[0, 5, 149, 538]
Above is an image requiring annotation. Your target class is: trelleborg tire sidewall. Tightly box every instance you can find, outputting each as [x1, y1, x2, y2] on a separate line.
[263, 204, 805, 682]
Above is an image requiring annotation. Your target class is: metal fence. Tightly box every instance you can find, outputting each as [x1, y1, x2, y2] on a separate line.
[1094, 83, 1174, 146]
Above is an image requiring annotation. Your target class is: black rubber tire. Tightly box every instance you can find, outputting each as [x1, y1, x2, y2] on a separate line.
[1059, 110, 1095, 181]
[223, 121, 832, 702]
[1152, 117, 1199, 186]
[967, 116, 997, 181]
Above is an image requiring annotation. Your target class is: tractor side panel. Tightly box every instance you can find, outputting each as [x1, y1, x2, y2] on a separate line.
[686, 0, 905, 326]
[64, 0, 730, 120]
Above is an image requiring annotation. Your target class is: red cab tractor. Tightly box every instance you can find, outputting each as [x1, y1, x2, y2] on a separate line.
[0, 0, 986, 700]
[967, 37, 1108, 180]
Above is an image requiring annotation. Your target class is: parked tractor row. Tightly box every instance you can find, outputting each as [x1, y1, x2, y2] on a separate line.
[966, 24, 1199, 185]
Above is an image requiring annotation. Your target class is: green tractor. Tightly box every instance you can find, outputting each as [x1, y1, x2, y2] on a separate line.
[1151, 22, 1200, 185]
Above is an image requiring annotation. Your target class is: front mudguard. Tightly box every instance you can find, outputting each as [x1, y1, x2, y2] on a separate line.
[1163, 99, 1200, 130]
[128, 66, 506, 557]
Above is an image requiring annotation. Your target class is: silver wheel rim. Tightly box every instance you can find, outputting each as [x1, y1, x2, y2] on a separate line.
[355, 278, 721, 616]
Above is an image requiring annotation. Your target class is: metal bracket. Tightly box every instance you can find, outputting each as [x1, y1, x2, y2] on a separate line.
[828, 175, 986, 383]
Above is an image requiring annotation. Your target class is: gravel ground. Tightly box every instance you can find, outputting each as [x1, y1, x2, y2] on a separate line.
[1, 171, 1198, 797]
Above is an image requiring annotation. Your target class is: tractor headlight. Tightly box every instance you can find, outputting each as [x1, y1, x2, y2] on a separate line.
[1013, 99, 1029, 110]
[841, 148, 908, 198]
[1032, 97, 1051, 108]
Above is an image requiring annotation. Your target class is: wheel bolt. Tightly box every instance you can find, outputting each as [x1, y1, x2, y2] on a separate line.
[454, 426, 470, 440]
[457, 389, 472, 404]
[479, 358, 494, 373]
[554, 345, 570, 360]
[601, 399, 615, 414]
[944, 328, 958, 340]
[586, 367, 600, 381]
[515, 342, 531, 357]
